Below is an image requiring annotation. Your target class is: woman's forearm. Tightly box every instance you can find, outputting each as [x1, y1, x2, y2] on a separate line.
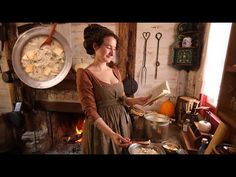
[94, 118, 116, 138]
[125, 95, 152, 106]
[94, 117, 131, 147]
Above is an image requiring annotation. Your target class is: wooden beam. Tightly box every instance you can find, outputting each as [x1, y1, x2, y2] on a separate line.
[205, 121, 229, 154]
[117, 23, 129, 80]
[117, 23, 137, 81]
[128, 23, 137, 79]
[34, 101, 83, 113]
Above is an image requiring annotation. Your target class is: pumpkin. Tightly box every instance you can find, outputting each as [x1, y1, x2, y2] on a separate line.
[159, 99, 175, 117]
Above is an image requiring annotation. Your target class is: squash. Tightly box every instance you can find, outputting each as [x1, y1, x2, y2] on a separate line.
[159, 99, 175, 117]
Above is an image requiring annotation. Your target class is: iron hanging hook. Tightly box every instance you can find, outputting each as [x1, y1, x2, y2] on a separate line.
[141, 32, 151, 84]
[154, 32, 162, 79]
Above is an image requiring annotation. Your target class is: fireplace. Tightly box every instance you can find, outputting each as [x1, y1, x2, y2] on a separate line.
[0, 110, 85, 154]
[0, 67, 87, 154]
[19, 111, 85, 154]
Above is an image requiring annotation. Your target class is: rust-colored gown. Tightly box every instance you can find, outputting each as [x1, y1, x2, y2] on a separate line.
[76, 67, 132, 154]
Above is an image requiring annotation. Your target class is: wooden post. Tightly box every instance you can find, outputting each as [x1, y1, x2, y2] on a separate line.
[117, 23, 137, 81]
[0, 23, 18, 113]
[117, 23, 129, 80]
[204, 121, 229, 154]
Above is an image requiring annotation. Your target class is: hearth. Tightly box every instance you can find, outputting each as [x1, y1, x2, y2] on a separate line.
[17, 111, 85, 154]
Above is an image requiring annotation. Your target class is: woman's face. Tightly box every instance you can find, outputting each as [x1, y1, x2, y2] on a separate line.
[94, 36, 117, 63]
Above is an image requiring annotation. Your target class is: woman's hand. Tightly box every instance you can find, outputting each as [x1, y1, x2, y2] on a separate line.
[136, 95, 152, 106]
[111, 133, 132, 148]
[125, 94, 152, 107]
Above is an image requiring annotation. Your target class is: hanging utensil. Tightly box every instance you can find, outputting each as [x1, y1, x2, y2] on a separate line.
[141, 32, 150, 84]
[154, 32, 162, 79]
[123, 30, 138, 96]
[123, 56, 138, 96]
[40, 23, 57, 48]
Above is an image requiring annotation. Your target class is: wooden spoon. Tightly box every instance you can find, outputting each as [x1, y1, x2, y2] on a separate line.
[40, 23, 57, 48]
[132, 140, 151, 145]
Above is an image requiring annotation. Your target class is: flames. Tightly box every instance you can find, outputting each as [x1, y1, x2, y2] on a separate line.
[75, 126, 83, 143]
[66, 119, 84, 144]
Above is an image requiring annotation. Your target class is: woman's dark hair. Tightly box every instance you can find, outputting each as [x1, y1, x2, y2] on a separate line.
[83, 24, 119, 55]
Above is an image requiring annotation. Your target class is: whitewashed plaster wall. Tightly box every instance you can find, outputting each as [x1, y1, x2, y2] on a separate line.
[191, 23, 210, 99]
[134, 23, 188, 111]
[184, 23, 210, 99]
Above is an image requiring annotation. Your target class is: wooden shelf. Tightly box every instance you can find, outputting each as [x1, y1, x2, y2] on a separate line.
[34, 100, 83, 113]
[180, 130, 198, 154]
[218, 107, 236, 129]
[180, 123, 202, 154]
[180, 121, 214, 154]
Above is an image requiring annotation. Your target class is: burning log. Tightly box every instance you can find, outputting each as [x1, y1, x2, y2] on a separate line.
[64, 133, 83, 144]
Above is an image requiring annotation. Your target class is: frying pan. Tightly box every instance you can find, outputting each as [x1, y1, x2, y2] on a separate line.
[7, 111, 24, 128]
[7, 102, 25, 128]
[123, 56, 138, 97]
[12, 26, 72, 89]
[123, 31, 138, 96]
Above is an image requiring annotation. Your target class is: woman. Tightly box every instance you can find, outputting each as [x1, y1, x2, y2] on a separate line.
[76, 24, 151, 154]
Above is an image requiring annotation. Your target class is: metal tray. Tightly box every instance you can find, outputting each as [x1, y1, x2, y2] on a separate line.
[128, 143, 166, 155]
[12, 26, 72, 89]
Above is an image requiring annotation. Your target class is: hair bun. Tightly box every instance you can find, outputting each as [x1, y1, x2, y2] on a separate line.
[84, 24, 102, 39]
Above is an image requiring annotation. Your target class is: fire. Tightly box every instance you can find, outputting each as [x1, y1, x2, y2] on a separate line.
[75, 119, 84, 143]
[75, 126, 83, 143]
[65, 119, 84, 144]
[76, 126, 83, 135]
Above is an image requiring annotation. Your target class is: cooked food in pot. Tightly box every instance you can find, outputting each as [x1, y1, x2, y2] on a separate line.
[163, 143, 178, 151]
[214, 144, 236, 154]
[128, 143, 166, 155]
[21, 36, 65, 81]
[162, 141, 180, 153]
[133, 147, 160, 154]
[12, 26, 72, 89]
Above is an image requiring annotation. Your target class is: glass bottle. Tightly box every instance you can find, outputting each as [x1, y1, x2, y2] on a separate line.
[197, 138, 209, 154]
[183, 118, 190, 132]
